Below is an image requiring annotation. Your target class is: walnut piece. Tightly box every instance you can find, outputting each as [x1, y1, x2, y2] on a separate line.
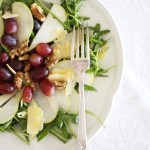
[9, 48, 19, 59]
[18, 40, 29, 55]
[19, 54, 29, 61]
[9, 40, 29, 59]
[54, 81, 67, 89]
[31, 3, 45, 22]
[24, 72, 31, 84]
[45, 56, 58, 69]
[14, 71, 23, 89]
[24, 63, 31, 72]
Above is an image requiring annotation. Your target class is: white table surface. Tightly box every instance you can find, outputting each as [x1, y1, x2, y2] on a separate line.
[89, 0, 150, 150]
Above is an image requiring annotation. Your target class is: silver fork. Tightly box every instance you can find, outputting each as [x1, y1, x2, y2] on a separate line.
[71, 25, 90, 150]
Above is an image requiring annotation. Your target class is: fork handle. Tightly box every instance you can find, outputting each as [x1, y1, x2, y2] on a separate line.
[78, 73, 87, 150]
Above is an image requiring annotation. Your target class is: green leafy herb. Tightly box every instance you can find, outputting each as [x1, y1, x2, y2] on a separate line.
[84, 84, 97, 92]
[0, 44, 10, 53]
[96, 66, 115, 77]
[0, 120, 12, 132]
[61, 0, 89, 29]
[75, 83, 97, 92]
[37, 124, 52, 142]
[37, 111, 78, 143]
[86, 23, 111, 76]
[0, 0, 2, 9]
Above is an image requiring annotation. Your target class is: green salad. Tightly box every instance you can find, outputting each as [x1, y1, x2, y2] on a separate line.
[0, 0, 111, 144]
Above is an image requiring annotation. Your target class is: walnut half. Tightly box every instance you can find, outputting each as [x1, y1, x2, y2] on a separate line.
[14, 71, 23, 89]
[31, 3, 45, 22]
[54, 81, 67, 89]
[45, 56, 59, 69]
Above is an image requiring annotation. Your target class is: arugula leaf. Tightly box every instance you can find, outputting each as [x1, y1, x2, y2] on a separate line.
[86, 23, 111, 76]
[0, 120, 12, 132]
[96, 66, 115, 77]
[60, 0, 89, 30]
[0, 0, 2, 9]
[50, 128, 69, 143]
[94, 23, 101, 33]
[0, 44, 10, 53]
[37, 111, 78, 143]
[84, 84, 97, 92]
[75, 83, 97, 92]
[37, 124, 52, 142]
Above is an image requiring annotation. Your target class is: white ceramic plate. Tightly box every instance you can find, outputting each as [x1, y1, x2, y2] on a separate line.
[0, 0, 123, 150]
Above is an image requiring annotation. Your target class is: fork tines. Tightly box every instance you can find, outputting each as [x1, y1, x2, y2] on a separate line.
[71, 24, 90, 60]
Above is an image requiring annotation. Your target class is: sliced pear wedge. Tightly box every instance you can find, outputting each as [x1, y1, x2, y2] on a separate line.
[54, 89, 70, 112]
[0, 15, 4, 40]
[0, 92, 16, 107]
[68, 89, 79, 114]
[0, 91, 22, 124]
[51, 4, 67, 22]
[29, 13, 65, 50]
[34, 90, 59, 124]
[12, 2, 34, 44]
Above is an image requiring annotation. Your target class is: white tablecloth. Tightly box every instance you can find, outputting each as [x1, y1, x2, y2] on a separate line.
[89, 0, 150, 149]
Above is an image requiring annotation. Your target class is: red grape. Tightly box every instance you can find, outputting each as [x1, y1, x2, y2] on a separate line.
[0, 67, 13, 82]
[40, 79, 55, 96]
[36, 43, 53, 56]
[29, 53, 44, 67]
[23, 86, 33, 103]
[8, 58, 24, 71]
[0, 52, 9, 65]
[4, 18, 18, 34]
[29, 66, 49, 81]
[0, 83, 14, 94]
[1, 34, 17, 49]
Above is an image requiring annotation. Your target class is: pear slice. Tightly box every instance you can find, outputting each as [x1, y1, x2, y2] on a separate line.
[29, 13, 64, 51]
[0, 92, 16, 107]
[34, 90, 59, 124]
[51, 4, 67, 22]
[12, 2, 34, 44]
[0, 15, 4, 40]
[54, 89, 70, 112]
[68, 89, 79, 114]
[0, 91, 22, 124]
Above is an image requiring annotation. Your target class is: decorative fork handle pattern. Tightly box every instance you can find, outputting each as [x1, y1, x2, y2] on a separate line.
[78, 73, 87, 150]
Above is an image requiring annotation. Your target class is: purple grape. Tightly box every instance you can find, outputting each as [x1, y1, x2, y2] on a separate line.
[0, 83, 14, 94]
[0, 67, 13, 82]
[29, 53, 44, 67]
[8, 58, 24, 71]
[34, 19, 41, 31]
[1, 34, 17, 49]
[4, 18, 18, 34]
[0, 52, 9, 65]
[29, 66, 49, 81]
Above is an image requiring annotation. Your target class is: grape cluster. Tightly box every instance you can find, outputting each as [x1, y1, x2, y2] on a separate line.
[0, 18, 55, 101]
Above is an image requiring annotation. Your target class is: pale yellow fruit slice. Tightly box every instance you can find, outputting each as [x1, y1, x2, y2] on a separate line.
[12, 2, 34, 44]
[0, 15, 4, 39]
[0, 91, 22, 124]
[27, 100, 44, 135]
